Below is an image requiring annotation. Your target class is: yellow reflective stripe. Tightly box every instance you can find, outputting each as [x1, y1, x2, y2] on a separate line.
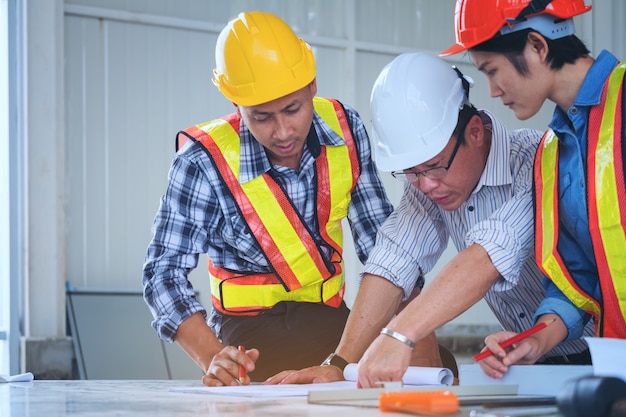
[196, 119, 241, 175]
[595, 62, 626, 311]
[242, 177, 323, 286]
[314, 97, 343, 138]
[313, 97, 351, 246]
[538, 132, 558, 271]
[539, 131, 602, 316]
[211, 273, 344, 310]
[326, 144, 351, 242]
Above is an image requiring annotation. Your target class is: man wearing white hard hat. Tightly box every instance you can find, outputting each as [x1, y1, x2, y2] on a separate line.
[268, 52, 593, 388]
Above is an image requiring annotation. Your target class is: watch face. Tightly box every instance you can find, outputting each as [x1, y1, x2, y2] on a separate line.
[321, 353, 335, 366]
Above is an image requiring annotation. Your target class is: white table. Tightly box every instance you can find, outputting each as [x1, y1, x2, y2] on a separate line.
[1, 379, 566, 417]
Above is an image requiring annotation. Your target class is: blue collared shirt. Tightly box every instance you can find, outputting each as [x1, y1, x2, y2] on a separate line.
[534, 50, 623, 340]
[142, 102, 393, 342]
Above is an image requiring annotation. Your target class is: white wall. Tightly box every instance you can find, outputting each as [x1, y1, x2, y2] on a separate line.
[0, 0, 10, 374]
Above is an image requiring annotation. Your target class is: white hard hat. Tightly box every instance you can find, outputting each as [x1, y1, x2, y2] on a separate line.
[370, 52, 473, 172]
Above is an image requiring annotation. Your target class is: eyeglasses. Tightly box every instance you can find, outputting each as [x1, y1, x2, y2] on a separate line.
[391, 138, 462, 183]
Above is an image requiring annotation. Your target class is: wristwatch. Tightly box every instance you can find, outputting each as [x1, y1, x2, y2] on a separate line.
[320, 352, 349, 371]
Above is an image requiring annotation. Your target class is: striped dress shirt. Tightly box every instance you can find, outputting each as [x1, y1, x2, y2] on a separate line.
[364, 110, 592, 360]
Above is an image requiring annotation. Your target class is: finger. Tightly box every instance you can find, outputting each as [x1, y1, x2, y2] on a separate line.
[202, 372, 225, 387]
[479, 359, 505, 379]
[482, 355, 508, 377]
[501, 342, 535, 366]
[264, 370, 296, 385]
[233, 347, 260, 376]
[483, 333, 513, 358]
[288, 366, 342, 384]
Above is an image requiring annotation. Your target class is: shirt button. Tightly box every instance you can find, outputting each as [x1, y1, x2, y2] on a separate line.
[519, 312, 526, 319]
[570, 107, 578, 115]
[468, 206, 474, 212]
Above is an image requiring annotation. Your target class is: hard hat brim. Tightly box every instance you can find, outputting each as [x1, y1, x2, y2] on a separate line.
[439, 43, 469, 57]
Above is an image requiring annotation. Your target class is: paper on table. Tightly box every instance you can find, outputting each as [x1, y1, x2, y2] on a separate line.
[459, 364, 592, 396]
[343, 363, 454, 386]
[0, 372, 34, 383]
[586, 337, 626, 382]
[170, 380, 357, 397]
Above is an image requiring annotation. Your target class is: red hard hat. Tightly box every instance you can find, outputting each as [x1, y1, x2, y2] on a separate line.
[440, 0, 592, 56]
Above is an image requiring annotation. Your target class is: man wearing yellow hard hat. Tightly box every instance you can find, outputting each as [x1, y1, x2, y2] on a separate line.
[142, 11, 393, 385]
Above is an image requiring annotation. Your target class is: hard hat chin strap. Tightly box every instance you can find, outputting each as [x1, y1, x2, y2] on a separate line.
[452, 66, 474, 108]
[508, 0, 553, 25]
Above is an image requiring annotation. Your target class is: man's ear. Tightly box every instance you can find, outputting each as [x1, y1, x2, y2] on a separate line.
[466, 114, 484, 146]
[309, 78, 318, 96]
[233, 102, 241, 116]
[526, 31, 549, 63]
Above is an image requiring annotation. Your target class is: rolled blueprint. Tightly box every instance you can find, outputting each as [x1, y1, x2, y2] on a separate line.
[343, 363, 454, 386]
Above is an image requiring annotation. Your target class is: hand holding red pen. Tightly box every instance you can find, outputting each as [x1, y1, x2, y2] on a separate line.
[476, 317, 564, 379]
[201, 345, 259, 387]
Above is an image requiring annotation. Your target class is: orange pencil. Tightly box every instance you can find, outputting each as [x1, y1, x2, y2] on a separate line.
[473, 318, 557, 362]
[238, 345, 246, 384]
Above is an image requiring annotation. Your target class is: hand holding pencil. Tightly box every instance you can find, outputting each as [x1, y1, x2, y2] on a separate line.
[474, 318, 557, 362]
[474, 317, 563, 379]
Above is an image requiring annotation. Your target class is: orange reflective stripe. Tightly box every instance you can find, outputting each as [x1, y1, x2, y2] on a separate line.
[587, 61, 626, 337]
[535, 130, 602, 324]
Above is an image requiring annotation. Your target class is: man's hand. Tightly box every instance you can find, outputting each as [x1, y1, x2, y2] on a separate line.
[264, 365, 344, 385]
[202, 345, 260, 386]
[357, 333, 412, 388]
[477, 315, 567, 379]
[477, 331, 543, 379]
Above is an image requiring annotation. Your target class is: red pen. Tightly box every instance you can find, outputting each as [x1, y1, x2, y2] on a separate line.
[473, 318, 557, 362]
[238, 345, 246, 384]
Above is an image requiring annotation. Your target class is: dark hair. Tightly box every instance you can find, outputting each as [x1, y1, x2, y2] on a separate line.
[471, 29, 590, 76]
[452, 104, 479, 145]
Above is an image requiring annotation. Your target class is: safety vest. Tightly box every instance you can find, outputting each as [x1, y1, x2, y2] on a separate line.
[535, 61, 626, 337]
[177, 97, 360, 316]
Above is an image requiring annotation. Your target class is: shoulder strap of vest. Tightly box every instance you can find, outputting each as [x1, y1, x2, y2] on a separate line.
[176, 113, 240, 152]
[312, 97, 360, 255]
[587, 60, 626, 337]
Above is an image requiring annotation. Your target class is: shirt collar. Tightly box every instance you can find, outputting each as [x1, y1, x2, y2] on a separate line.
[473, 109, 513, 194]
[573, 50, 619, 107]
[237, 111, 345, 183]
[551, 50, 620, 127]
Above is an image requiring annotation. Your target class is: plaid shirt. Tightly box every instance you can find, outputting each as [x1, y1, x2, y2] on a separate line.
[143, 102, 393, 341]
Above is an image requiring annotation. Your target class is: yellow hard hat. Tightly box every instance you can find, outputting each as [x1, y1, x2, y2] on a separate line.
[212, 11, 316, 106]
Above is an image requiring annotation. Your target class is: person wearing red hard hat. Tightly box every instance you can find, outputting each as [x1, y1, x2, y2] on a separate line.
[441, 0, 626, 379]
[143, 11, 393, 386]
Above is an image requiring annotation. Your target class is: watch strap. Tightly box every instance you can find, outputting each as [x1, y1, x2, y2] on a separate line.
[320, 352, 349, 371]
